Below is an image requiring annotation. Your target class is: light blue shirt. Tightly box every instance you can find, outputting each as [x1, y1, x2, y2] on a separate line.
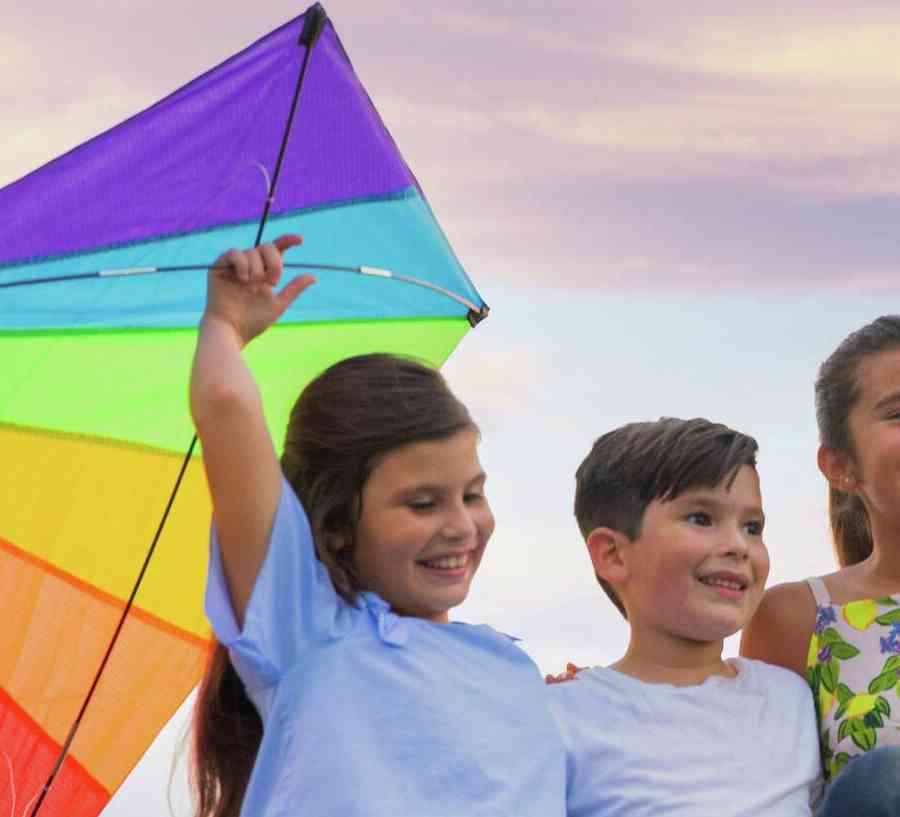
[206, 477, 566, 817]
[547, 658, 822, 817]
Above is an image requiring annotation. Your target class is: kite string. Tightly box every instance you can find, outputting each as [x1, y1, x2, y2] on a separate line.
[26, 436, 198, 817]
[22, 14, 326, 817]
[26, 9, 330, 817]
[252, 12, 322, 246]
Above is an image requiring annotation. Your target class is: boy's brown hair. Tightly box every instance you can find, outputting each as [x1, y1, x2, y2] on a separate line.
[574, 417, 759, 617]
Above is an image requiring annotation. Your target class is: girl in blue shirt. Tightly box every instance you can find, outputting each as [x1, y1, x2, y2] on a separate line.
[189, 235, 565, 817]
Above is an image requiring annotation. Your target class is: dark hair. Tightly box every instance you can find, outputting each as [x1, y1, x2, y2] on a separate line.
[574, 417, 759, 618]
[815, 315, 900, 567]
[192, 354, 474, 817]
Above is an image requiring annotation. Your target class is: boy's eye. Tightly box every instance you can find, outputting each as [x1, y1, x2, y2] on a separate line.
[744, 520, 764, 536]
[407, 498, 435, 511]
[685, 511, 712, 526]
[464, 491, 484, 504]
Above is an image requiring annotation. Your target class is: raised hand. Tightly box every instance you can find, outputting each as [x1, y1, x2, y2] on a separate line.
[204, 234, 315, 345]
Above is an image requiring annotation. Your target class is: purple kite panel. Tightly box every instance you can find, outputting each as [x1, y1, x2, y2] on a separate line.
[0, 5, 415, 266]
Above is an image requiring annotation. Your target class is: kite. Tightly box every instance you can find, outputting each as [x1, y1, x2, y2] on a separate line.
[0, 5, 488, 816]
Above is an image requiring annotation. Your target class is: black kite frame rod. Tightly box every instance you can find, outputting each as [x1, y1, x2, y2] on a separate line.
[26, 6, 329, 816]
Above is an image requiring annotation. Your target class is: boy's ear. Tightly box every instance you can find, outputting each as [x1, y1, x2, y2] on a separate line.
[585, 527, 630, 586]
[817, 445, 858, 492]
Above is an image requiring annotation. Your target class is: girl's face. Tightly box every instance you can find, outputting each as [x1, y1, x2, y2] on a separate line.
[352, 427, 494, 623]
[847, 347, 900, 525]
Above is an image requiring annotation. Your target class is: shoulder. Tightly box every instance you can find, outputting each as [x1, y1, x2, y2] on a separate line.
[740, 580, 817, 677]
[747, 580, 818, 634]
[546, 667, 634, 722]
[270, 476, 314, 540]
[760, 579, 818, 614]
[736, 656, 812, 698]
[546, 668, 635, 750]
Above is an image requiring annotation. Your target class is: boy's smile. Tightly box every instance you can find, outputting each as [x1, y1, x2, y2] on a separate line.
[618, 465, 769, 647]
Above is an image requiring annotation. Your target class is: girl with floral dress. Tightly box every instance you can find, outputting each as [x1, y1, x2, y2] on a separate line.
[742, 315, 900, 816]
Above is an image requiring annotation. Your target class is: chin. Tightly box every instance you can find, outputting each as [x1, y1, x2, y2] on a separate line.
[679, 615, 745, 644]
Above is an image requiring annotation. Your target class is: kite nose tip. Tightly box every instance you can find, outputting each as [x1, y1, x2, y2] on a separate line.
[467, 304, 490, 327]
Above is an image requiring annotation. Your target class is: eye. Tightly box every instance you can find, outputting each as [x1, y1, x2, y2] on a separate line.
[744, 519, 764, 536]
[407, 498, 435, 512]
[464, 491, 485, 504]
[686, 511, 712, 526]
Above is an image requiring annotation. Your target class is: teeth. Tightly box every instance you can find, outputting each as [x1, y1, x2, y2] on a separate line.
[701, 576, 744, 591]
[422, 554, 468, 569]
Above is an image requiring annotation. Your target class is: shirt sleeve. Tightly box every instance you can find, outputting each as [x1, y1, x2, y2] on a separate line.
[204, 475, 357, 688]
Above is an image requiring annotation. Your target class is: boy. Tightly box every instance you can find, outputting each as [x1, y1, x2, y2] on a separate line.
[548, 418, 821, 816]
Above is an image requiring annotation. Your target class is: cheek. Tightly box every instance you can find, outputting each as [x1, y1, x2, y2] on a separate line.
[480, 506, 496, 542]
[753, 544, 771, 584]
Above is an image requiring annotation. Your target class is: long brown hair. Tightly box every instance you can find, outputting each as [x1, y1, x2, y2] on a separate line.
[815, 316, 900, 566]
[191, 354, 473, 817]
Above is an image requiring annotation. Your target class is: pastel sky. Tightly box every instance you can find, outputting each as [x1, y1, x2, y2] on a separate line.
[6, 1, 900, 814]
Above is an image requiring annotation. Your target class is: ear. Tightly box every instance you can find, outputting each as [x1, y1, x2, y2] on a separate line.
[585, 527, 631, 586]
[323, 526, 354, 562]
[817, 445, 857, 492]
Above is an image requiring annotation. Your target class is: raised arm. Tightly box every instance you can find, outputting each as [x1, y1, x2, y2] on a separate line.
[740, 580, 817, 678]
[190, 235, 314, 626]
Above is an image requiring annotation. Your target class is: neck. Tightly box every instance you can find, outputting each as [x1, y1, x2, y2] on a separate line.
[613, 627, 733, 686]
[865, 512, 900, 583]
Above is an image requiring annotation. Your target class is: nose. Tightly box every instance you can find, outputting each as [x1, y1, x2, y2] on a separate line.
[722, 525, 750, 560]
[441, 499, 479, 541]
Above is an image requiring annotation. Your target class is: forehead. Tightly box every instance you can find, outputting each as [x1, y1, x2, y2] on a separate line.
[365, 428, 483, 493]
[662, 465, 762, 510]
[855, 348, 900, 410]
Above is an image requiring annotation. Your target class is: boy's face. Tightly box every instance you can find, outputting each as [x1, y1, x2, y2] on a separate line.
[619, 465, 769, 645]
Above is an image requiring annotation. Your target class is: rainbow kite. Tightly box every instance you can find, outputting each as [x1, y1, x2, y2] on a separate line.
[0, 5, 487, 815]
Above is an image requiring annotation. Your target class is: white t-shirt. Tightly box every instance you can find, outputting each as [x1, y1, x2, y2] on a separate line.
[547, 657, 822, 817]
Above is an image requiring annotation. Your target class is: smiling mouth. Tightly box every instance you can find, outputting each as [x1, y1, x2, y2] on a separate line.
[417, 553, 471, 570]
[698, 574, 749, 592]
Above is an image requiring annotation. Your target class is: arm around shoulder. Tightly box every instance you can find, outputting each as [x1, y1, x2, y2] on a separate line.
[740, 581, 816, 679]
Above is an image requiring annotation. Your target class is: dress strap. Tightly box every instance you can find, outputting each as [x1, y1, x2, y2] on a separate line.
[804, 576, 832, 607]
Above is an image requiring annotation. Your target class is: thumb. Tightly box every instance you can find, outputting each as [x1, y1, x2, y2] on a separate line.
[275, 274, 316, 316]
[273, 234, 303, 254]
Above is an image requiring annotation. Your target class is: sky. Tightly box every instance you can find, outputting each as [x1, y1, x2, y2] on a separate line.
[5, 1, 900, 814]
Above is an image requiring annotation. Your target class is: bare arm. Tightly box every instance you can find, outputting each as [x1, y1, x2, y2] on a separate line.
[741, 581, 817, 678]
[190, 235, 314, 626]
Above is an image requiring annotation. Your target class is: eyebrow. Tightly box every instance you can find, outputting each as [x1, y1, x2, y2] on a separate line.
[395, 472, 487, 495]
[675, 494, 765, 521]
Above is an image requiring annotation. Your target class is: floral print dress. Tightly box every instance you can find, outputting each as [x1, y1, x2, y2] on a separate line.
[805, 577, 900, 782]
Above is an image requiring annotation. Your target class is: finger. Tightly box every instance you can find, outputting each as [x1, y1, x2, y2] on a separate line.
[275, 275, 316, 316]
[273, 234, 303, 254]
[259, 242, 284, 287]
[246, 247, 265, 284]
[220, 249, 247, 282]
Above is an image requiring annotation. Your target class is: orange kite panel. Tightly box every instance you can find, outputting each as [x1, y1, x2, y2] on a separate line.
[0, 538, 209, 794]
